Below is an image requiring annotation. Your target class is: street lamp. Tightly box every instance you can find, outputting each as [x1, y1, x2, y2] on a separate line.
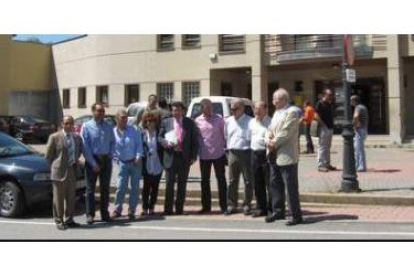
[340, 35, 360, 192]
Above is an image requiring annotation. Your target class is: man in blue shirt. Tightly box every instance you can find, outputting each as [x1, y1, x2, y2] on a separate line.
[81, 103, 115, 224]
[112, 109, 143, 221]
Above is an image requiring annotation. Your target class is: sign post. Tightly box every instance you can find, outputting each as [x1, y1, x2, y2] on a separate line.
[340, 35, 360, 192]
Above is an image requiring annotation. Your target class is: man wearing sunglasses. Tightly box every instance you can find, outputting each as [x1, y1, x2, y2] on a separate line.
[225, 99, 253, 216]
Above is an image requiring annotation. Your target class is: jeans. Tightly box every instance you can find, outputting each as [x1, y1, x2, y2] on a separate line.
[268, 163, 302, 220]
[318, 124, 333, 168]
[85, 158, 112, 218]
[354, 127, 367, 172]
[200, 155, 228, 212]
[304, 124, 314, 153]
[142, 173, 162, 211]
[114, 160, 141, 215]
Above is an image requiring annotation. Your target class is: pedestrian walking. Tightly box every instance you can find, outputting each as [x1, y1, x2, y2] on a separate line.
[81, 103, 115, 224]
[266, 88, 303, 226]
[158, 101, 199, 215]
[141, 111, 164, 216]
[195, 98, 228, 214]
[248, 101, 272, 217]
[225, 99, 254, 216]
[45, 116, 83, 230]
[351, 95, 368, 172]
[315, 88, 337, 172]
[111, 109, 143, 221]
[302, 100, 315, 154]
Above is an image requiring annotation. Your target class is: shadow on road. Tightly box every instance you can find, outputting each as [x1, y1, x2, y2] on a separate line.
[303, 214, 359, 224]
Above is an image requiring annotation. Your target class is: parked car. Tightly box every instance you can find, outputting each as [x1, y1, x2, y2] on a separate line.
[73, 115, 116, 135]
[186, 96, 254, 119]
[126, 101, 148, 126]
[0, 117, 10, 135]
[7, 116, 55, 143]
[0, 132, 86, 217]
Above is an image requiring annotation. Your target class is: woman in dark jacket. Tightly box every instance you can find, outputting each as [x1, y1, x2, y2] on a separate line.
[140, 111, 164, 216]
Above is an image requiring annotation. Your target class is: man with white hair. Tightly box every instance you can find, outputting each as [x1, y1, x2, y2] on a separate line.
[265, 88, 303, 226]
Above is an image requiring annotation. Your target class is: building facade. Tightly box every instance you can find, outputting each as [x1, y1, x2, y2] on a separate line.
[0, 35, 57, 122]
[2, 34, 414, 143]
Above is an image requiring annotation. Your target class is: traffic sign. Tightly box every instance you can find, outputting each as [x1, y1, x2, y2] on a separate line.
[346, 68, 356, 83]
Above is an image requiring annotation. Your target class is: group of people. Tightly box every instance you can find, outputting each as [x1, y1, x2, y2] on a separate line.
[45, 88, 368, 231]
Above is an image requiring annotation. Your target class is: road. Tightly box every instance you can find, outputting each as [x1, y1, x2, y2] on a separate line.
[1, 203, 414, 240]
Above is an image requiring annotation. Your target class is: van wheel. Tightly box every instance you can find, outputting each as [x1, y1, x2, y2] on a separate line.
[0, 181, 24, 218]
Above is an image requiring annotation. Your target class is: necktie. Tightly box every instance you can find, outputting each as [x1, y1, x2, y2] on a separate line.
[66, 134, 75, 166]
[174, 118, 183, 150]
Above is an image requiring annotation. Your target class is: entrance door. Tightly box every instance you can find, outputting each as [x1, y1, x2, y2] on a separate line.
[351, 78, 387, 134]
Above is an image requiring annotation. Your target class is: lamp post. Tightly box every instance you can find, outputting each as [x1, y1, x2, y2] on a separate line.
[340, 35, 360, 192]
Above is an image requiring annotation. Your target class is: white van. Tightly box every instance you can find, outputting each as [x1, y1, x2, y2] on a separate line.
[186, 96, 254, 119]
[126, 101, 147, 125]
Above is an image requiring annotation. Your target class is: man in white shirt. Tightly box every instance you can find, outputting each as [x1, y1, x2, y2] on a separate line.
[248, 101, 272, 217]
[225, 99, 253, 215]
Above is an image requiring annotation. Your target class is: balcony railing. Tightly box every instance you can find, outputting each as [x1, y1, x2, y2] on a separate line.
[265, 35, 381, 62]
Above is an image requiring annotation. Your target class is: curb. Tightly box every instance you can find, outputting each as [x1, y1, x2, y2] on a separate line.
[93, 187, 414, 206]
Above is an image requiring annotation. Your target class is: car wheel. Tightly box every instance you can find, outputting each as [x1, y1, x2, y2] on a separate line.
[0, 181, 25, 218]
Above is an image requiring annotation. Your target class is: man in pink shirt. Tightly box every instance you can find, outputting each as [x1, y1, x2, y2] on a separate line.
[195, 98, 228, 214]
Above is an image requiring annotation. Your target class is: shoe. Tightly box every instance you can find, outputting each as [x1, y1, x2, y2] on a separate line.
[197, 208, 211, 214]
[162, 211, 174, 216]
[224, 208, 237, 216]
[101, 215, 112, 222]
[318, 166, 329, 172]
[140, 210, 148, 216]
[111, 211, 122, 219]
[327, 165, 337, 171]
[286, 217, 303, 226]
[148, 209, 155, 216]
[252, 211, 267, 218]
[175, 210, 184, 216]
[56, 223, 67, 231]
[243, 206, 252, 216]
[86, 215, 94, 225]
[65, 221, 80, 228]
[265, 212, 285, 223]
[128, 213, 136, 221]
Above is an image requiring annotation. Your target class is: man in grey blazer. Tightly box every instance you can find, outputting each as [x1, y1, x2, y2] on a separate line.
[158, 101, 198, 215]
[265, 88, 303, 226]
[46, 116, 83, 230]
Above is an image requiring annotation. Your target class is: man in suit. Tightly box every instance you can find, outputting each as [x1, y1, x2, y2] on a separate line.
[265, 88, 303, 226]
[45, 115, 83, 230]
[158, 101, 198, 215]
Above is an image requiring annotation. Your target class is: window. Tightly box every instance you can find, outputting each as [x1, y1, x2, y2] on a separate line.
[182, 35, 201, 48]
[221, 82, 232, 97]
[96, 86, 109, 106]
[219, 35, 245, 52]
[63, 89, 70, 109]
[183, 82, 200, 107]
[125, 84, 139, 106]
[190, 103, 224, 119]
[157, 83, 174, 103]
[157, 35, 175, 51]
[78, 87, 87, 108]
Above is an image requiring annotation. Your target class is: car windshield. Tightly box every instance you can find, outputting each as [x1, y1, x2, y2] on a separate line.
[22, 116, 48, 124]
[104, 116, 116, 125]
[191, 103, 224, 119]
[127, 105, 145, 117]
[0, 133, 34, 157]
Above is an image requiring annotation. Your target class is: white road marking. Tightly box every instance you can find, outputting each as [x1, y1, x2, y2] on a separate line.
[1, 219, 414, 237]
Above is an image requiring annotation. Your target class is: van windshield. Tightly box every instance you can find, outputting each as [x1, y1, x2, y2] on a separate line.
[191, 103, 224, 119]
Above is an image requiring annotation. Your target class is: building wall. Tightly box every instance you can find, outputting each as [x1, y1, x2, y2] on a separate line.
[52, 35, 262, 117]
[0, 35, 11, 115]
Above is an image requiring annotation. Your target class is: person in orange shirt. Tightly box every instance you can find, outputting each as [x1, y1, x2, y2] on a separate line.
[302, 100, 315, 154]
